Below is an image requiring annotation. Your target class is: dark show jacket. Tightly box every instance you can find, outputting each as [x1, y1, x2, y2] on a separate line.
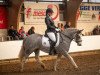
[8, 29, 18, 37]
[45, 15, 56, 32]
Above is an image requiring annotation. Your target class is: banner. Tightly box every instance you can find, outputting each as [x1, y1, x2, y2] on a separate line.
[76, 3, 100, 23]
[24, 2, 59, 25]
[0, 6, 8, 29]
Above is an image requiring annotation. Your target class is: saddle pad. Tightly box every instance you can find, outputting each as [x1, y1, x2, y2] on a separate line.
[42, 33, 60, 47]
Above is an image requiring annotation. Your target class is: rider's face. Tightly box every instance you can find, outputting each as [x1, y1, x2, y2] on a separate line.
[48, 12, 53, 16]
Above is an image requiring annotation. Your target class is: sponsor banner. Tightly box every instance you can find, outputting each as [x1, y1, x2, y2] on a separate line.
[24, 2, 59, 25]
[0, 6, 8, 29]
[76, 3, 100, 23]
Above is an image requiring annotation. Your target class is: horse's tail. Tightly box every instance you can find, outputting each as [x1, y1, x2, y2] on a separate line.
[18, 45, 25, 62]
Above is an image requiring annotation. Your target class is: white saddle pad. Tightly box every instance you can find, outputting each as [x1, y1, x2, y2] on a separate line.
[42, 33, 60, 47]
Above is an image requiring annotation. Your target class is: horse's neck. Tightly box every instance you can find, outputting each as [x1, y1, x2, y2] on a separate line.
[63, 29, 77, 39]
[60, 32, 72, 43]
[62, 31, 75, 41]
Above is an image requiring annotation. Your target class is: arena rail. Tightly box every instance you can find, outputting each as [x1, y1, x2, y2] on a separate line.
[0, 35, 100, 60]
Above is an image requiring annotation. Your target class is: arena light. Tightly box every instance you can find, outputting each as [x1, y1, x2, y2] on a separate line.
[0, 0, 3, 3]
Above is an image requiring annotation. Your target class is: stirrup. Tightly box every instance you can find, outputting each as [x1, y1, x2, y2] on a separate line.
[49, 47, 56, 55]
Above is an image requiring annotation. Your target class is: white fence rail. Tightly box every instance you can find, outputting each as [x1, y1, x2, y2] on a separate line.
[0, 35, 100, 60]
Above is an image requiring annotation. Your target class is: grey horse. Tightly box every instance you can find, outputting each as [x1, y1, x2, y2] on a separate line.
[18, 28, 83, 71]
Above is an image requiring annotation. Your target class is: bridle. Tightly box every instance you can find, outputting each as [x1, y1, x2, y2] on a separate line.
[74, 34, 82, 43]
[60, 31, 82, 43]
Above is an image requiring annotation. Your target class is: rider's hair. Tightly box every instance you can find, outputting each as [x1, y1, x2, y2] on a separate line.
[46, 8, 53, 16]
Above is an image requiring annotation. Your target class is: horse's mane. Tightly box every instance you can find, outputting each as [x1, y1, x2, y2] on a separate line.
[63, 28, 78, 34]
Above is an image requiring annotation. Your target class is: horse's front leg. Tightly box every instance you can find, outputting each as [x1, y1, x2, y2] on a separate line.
[63, 52, 78, 69]
[34, 50, 46, 69]
[54, 54, 62, 71]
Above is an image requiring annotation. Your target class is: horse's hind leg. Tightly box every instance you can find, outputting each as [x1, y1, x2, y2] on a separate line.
[63, 52, 78, 69]
[34, 49, 46, 69]
[54, 54, 62, 71]
[20, 57, 27, 72]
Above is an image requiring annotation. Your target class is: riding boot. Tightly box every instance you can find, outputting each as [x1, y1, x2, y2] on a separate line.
[49, 42, 56, 55]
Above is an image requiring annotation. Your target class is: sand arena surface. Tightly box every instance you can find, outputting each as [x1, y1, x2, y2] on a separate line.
[0, 50, 100, 75]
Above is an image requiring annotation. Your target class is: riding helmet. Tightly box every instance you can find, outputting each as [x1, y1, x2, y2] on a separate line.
[46, 8, 54, 15]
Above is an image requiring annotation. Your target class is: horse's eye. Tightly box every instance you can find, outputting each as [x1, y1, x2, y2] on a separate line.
[76, 35, 80, 39]
[77, 36, 80, 38]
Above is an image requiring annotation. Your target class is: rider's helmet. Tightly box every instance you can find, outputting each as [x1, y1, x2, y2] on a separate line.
[46, 8, 54, 15]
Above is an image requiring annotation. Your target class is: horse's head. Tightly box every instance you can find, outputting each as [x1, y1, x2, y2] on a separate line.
[62, 28, 83, 46]
[73, 29, 83, 46]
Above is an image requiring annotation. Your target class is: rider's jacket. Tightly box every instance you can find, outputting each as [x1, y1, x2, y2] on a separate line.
[45, 14, 56, 32]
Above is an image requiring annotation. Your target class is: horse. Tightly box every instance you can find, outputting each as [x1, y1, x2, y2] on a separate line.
[18, 28, 83, 71]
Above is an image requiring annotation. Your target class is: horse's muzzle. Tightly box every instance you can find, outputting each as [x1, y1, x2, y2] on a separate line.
[78, 44, 82, 46]
[77, 42, 82, 46]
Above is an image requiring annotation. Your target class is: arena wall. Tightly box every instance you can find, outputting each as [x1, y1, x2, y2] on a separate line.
[0, 35, 100, 60]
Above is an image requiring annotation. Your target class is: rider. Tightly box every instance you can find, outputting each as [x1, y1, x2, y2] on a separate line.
[45, 8, 60, 55]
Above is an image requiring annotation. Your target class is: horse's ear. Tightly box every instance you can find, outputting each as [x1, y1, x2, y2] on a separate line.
[77, 29, 84, 33]
[80, 29, 84, 32]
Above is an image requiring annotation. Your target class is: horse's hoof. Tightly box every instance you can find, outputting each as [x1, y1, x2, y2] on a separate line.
[54, 68, 57, 71]
[98, 69, 100, 74]
[54, 67, 57, 71]
[74, 67, 80, 71]
[75, 66, 78, 69]
[20, 69, 24, 72]
[41, 64, 46, 69]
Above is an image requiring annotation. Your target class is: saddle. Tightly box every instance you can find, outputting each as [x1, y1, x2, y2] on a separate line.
[42, 32, 60, 47]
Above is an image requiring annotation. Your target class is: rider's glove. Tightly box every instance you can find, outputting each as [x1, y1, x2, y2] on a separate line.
[55, 28, 60, 31]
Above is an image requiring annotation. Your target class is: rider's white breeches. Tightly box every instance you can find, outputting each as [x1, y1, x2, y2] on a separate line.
[47, 32, 56, 42]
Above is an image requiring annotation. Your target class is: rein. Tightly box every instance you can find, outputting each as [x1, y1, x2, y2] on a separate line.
[60, 32, 74, 41]
[59, 31, 74, 43]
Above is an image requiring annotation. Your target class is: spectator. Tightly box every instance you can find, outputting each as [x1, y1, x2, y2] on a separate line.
[57, 23, 61, 29]
[8, 25, 19, 40]
[27, 26, 35, 35]
[98, 12, 100, 21]
[19, 26, 27, 39]
[64, 21, 71, 29]
[61, 23, 64, 31]
[98, 25, 100, 35]
[57, 23, 64, 31]
[92, 25, 100, 35]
